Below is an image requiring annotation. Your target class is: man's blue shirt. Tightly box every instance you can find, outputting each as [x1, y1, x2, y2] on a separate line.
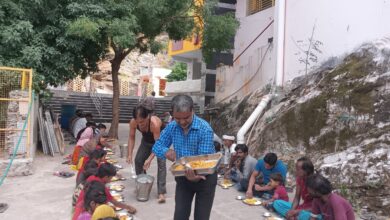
[152, 115, 215, 159]
[255, 159, 287, 184]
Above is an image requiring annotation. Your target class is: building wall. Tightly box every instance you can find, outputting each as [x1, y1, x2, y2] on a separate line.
[168, 37, 202, 57]
[165, 79, 202, 94]
[215, 4, 275, 102]
[216, 0, 390, 103]
[151, 67, 171, 97]
[283, 0, 390, 83]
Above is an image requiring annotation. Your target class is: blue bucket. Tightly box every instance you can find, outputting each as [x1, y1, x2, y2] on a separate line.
[60, 105, 76, 129]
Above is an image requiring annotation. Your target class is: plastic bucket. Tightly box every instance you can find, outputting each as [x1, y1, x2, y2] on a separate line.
[135, 174, 154, 202]
[60, 105, 76, 129]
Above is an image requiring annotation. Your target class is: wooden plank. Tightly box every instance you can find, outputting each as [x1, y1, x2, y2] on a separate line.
[53, 113, 65, 155]
[45, 110, 60, 153]
[38, 107, 49, 155]
[44, 120, 55, 156]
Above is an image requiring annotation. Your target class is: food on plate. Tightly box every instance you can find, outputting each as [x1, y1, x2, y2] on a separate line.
[174, 160, 217, 171]
[107, 159, 118, 164]
[243, 198, 261, 205]
[119, 215, 132, 220]
[113, 195, 124, 201]
[111, 176, 125, 182]
[117, 211, 132, 220]
[220, 179, 234, 187]
[110, 185, 125, 191]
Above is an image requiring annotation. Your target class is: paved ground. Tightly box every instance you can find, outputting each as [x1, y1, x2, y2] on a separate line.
[0, 123, 276, 220]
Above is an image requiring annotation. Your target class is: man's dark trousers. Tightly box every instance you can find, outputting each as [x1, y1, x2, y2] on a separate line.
[174, 172, 217, 220]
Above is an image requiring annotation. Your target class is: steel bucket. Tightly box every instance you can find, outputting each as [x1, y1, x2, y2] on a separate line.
[135, 174, 154, 202]
[119, 144, 128, 158]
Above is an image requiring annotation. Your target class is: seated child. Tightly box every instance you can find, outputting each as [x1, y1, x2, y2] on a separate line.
[263, 173, 289, 209]
[73, 163, 136, 220]
[73, 160, 99, 208]
[76, 149, 107, 186]
[77, 181, 114, 220]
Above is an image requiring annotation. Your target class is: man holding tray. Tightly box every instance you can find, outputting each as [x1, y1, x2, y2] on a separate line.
[152, 94, 216, 220]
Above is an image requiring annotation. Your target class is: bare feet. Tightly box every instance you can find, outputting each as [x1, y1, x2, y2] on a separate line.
[158, 194, 166, 204]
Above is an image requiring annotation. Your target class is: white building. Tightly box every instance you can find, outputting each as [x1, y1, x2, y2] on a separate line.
[216, 0, 390, 102]
[138, 66, 171, 97]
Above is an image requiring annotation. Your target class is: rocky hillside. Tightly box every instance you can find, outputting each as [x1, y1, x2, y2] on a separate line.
[211, 38, 390, 219]
[91, 34, 172, 94]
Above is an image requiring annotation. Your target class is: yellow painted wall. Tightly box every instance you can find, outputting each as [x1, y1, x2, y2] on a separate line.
[168, 36, 202, 56]
[168, 0, 204, 57]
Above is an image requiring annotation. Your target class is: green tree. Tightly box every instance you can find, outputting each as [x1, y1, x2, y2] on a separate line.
[167, 62, 187, 82]
[0, 0, 238, 138]
[0, 0, 105, 91]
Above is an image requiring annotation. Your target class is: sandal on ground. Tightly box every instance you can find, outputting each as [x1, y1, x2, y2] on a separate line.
[0, 203, 9, 213]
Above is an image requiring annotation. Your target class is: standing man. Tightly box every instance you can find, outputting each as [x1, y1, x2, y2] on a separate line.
[152, 95, 216, 220]
[127, 105, 167, 203]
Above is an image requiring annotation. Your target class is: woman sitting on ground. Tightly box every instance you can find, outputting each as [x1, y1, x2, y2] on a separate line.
[273, 156, 314, 220]
[83, 133, 111, 151]
[95, 124, 107, 136]
[72, 122, 97, 165]
[306, 174, 355, 220]
[73, 160, 99, 209]
[76, 149, 106, 186]
[77, 181, 116, 220]
[74, 133, 110, 173]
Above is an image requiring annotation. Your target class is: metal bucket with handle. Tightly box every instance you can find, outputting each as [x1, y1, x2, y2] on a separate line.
[135, 174, 154, 201]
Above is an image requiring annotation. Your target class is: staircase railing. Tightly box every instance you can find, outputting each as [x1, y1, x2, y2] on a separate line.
[89, 83, 103, 119]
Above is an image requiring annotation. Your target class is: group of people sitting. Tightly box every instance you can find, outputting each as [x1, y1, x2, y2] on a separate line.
[72, 160, 136, 220]
[69, 112, 137, 220]
[217, 135, 355, 220]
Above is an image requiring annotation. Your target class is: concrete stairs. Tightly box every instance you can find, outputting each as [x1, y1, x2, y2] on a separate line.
[46, 90, 199, 123]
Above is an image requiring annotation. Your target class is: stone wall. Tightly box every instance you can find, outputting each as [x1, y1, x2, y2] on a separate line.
[0, 90, 36, 177]
[0, 158, 33, 177]
[5, 90, 29, 158]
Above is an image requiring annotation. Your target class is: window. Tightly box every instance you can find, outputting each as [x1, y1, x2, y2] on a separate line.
[171, 40, 184, 51]
[248, 0, 275, 15]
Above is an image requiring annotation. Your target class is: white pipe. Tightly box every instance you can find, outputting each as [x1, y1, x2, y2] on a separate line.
[237, 94, 272, 144]
[274, 0, 286, 86]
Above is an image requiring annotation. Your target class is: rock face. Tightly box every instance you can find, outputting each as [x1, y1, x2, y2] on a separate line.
[92, 34, 172, 95]
[211, 38, 390, 218]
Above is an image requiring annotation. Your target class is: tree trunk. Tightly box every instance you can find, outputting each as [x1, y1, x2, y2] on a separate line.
[108, 56, 123, 139]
